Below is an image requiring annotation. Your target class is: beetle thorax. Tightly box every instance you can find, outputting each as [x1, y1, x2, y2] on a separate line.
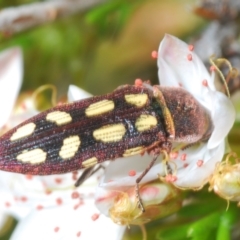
[157, 86, 213, 144]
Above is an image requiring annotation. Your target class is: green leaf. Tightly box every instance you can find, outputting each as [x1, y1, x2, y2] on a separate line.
[187, 212, 221, 238]
[216, 208, 238, 240]
[157, 223, 190, 240]
[178, 201, 222, 218]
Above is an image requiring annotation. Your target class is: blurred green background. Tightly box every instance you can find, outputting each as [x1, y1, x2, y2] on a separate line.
[0, 0, 205, 96]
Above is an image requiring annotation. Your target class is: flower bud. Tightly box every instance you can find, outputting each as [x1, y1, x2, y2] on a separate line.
[107, 181, 183, 225]
[209, 153, 240, 205]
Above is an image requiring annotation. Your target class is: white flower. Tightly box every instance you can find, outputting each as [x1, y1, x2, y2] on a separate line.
[0, 49, 125, 239]
[95, 34, 235, 220]
[157, 34, 235, 188]
[0, 34, 235, 238]
[0, 47, 22, 129]
[0, 46, 23, 229]
[209, 153, 240, 204]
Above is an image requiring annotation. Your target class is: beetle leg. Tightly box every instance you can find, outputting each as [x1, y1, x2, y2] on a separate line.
[75, 164, 105, 187]
[135, 154, 159, 212]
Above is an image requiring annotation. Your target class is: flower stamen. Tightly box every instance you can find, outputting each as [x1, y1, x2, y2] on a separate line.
[188, 44, 194, 51]
[128, 170, 137, 177]
[202, 79, 208, 87]
[187, 54, 193, 61]
[151, 51, 158, 59]
[209, 57, 236, 98]
[197, 160, 203, 167]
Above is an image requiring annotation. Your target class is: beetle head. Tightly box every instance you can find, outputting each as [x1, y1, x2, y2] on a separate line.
[158, 86, 213, 144]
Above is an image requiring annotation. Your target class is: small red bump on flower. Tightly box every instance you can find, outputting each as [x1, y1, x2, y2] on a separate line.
[202, 79, 208, 87]
[128, 170, 136, 177]
[151, 50, 158, 59]
[25, 174, 33, 180]
[73, 200, 84, 210]
[197, 160, 204, 167]
[54, 227, 60, 233]
[72, 171, 78, 181]
[21, 102, 27, 110]
[91, 213, 100, 221]
[170, 151, 178, 159]
[45, 189, 52, 195]
[187, 54, 192, 61]
[57, 102, 63, 106]
[210, 65, 216, 72]
[71, 191, 80, 199]
[188, 44, 194, 51]
[20, 196, 27, 202]
[76, 231, 81, 237]
[134, 78, 143, 87]
[141, 185, 159, 195]
[56, 198, 63, 205]
[171, 175, 177, 182]
[165, 174, 177, 182]
[54, 178, 62, 184]
[36, 205, 44, 210]
[73, 204, 80, 210]
[183, 163, 189, 168]
[181, 153, 187, 161]
[88, 192, 95, 198]
[5, 202, 11, 207]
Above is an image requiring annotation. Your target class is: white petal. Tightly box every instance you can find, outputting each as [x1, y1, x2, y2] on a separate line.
[10, 204, 125, 240]
[173, 140, 225, 188]
[68, 85, 91, 102]
[157, 58, 180, 86]
[0, 47, 23, 128]
[0, 164, 105, 220]
[96, 181, 172, 217]
[207, 91, 235, 149]
[100, 154, 165, 189]
[158, 34, 215, 98]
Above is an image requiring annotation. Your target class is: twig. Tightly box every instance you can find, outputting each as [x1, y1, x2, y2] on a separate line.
[0, 0, 105, 35]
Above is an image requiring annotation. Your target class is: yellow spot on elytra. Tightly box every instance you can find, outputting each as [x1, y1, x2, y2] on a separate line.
[17, 148, 47, 164]
[135, 114, 157, 132]
[85, 100, 114, 117]
[11, 123, 36, 141]
[93, 124, 126, 143]
[46, 111, 72, 125]
[123, 146, 144, 157]
[124, 94, 148, 107]
[59, 135, 80, 159]
[82, 157, 98, 168]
